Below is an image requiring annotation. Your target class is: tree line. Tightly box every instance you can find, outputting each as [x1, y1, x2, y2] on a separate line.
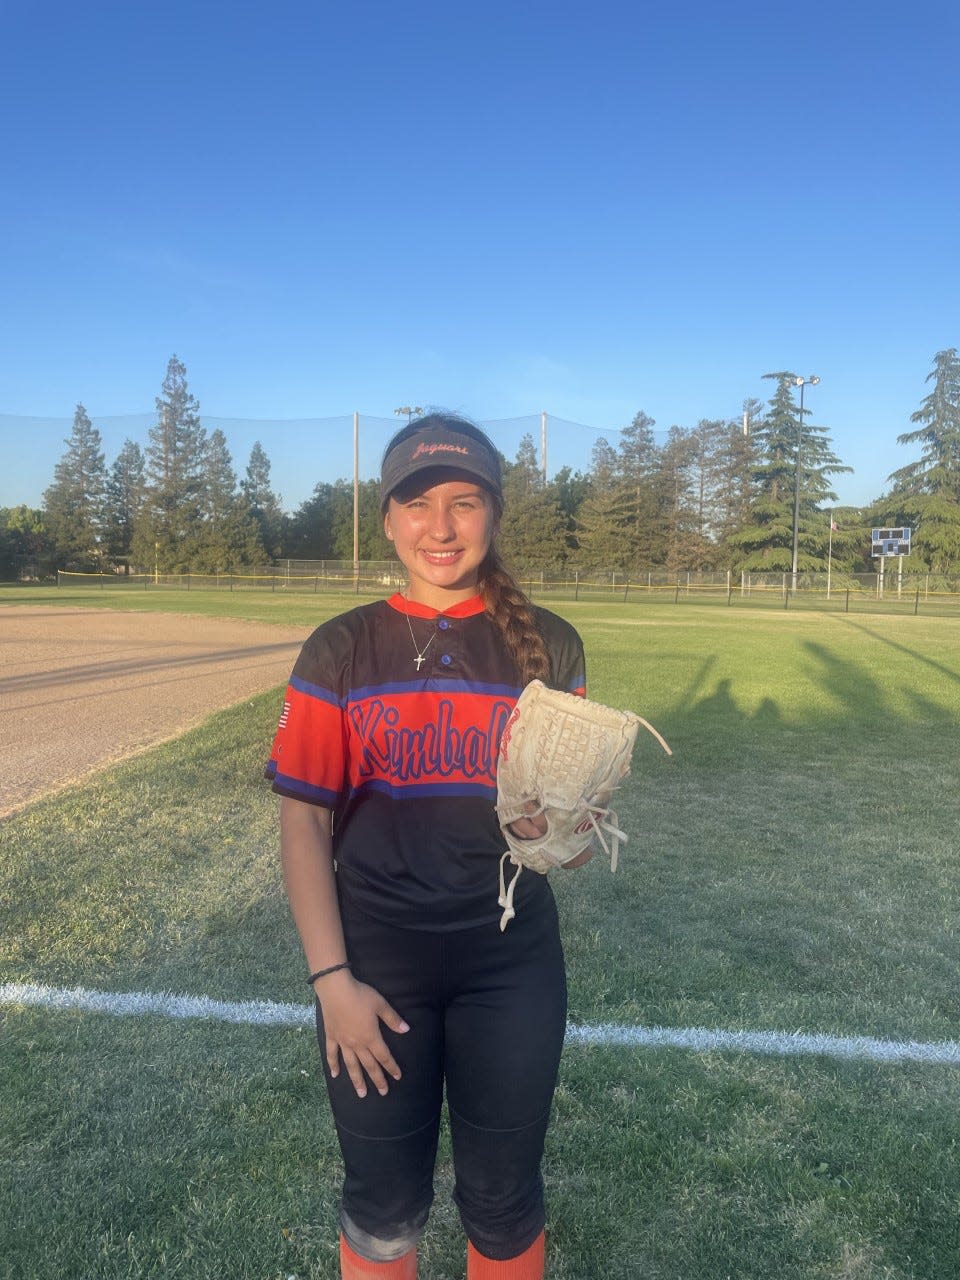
[3, 349, 960, 580]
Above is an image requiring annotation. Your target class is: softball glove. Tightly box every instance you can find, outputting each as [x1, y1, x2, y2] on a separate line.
[495, 679, 671, 930]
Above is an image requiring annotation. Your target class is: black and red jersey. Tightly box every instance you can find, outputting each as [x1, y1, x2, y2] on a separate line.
[266, 593, 585, 930]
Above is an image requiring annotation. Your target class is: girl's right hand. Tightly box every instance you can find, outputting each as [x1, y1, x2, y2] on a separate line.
[315, 971, 410, 1098]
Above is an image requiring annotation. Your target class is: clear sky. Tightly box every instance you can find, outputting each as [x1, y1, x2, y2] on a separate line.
[2, 0, 957, 513]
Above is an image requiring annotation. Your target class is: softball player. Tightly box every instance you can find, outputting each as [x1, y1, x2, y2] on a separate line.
[267, 414, 588, 1279]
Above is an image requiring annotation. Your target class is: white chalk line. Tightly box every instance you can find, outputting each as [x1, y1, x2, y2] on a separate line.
[3, 981, 960, 1066]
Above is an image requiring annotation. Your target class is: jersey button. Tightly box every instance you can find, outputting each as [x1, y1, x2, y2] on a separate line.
[441, 654, 452, 665]
[438, 618, 450, 630]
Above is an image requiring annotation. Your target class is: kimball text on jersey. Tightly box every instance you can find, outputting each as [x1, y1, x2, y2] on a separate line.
[350, 696, 513, 784]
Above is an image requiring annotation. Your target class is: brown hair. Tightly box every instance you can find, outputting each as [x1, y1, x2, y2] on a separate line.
[383, 412, 551, 686]
[479, 547, 551, 687]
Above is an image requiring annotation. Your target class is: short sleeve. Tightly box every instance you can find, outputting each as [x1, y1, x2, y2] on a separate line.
[264, 629, 349, 807]
[534, 607, 586, 697]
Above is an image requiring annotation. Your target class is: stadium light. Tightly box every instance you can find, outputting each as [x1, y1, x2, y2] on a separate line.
[791, 375, 821, 592]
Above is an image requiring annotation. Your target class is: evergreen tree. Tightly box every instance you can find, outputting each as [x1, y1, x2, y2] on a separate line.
[193, 429, 265, 571]
[102, 440, 145, 569]
[573, 485, 636, 570]
[655, 425, 714, 572]
[573, 437, 635, 570]
[43, 404, 106, 570]
[498, 435, 567, 570]
[241, 440, 283, 559]
[725, 373, 849, 572]
[890, 348, 960, 498]
[616, 410, 661, 565]
[550, 465, 590, 558]
[873, 348, 960, 570]
[617, 410, 658, 489]
[713, 411, 759, 555]
[132, 355, 207, 572]
[590, 436, 619, 483]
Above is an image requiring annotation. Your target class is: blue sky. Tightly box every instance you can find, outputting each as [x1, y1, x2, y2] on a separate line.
[1, 0, 957, 513]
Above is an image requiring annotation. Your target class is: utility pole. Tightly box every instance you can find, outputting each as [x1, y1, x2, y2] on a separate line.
[353, 411, 359, 573]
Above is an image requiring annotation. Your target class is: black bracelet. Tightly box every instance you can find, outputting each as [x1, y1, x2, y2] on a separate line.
[306, 961, 351, 985]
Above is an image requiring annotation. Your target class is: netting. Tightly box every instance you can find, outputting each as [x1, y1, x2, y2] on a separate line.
[1, 410, 664, 513]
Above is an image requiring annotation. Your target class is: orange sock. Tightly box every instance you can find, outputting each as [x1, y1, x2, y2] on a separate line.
[339, 1233, 417, 1278]
[467, 1232, 545, 1279]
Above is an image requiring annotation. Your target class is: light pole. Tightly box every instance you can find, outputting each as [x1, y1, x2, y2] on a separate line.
[790, 375, 820, 592]
[394, 405, 423, 423]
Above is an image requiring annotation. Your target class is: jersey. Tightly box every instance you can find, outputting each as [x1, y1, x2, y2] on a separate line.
[266, 593, 585, 930]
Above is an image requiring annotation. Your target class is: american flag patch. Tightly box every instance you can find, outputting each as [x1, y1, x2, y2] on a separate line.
[278, 700, 291, 730]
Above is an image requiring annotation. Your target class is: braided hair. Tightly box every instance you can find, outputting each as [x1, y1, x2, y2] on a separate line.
[381, 413, 551, 685]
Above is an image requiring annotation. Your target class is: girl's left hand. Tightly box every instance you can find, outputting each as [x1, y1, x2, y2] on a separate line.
[506, 802, 594, 868]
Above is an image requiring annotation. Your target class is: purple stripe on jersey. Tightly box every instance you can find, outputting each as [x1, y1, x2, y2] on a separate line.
[268, 768, 340, 807]
[348, 678, 522, 701]
[357, 777, 498, 801]
[289, 673, 342, 705]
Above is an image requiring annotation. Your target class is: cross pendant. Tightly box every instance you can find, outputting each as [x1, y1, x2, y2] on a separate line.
[414, 654, 425, 670]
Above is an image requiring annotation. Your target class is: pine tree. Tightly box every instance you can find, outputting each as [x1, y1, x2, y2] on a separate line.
[890, 348, 960, 498]
[713, 411, 759, 554]
[241, 441, 283, 559]
[725, 373, 849, 572]
[498, 435, 567, 570]
[616, 410, 661, 565]
[191, 429, 263, 570]
[573, 437, 636, 571]
[132, 355, 207, 572]
[655, 425, 715, 572]
[102, 440, 145, 569]
[43, 404, 106, 570]
[550, 466, 590, 558]
[590, 436, 619, 483]
[873, 348, 960, 571]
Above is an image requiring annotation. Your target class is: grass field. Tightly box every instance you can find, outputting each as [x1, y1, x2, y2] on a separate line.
[3, 589, 960, 1278]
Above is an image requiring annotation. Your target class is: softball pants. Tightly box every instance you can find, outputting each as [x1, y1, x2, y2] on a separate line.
[315, 889, 567, 1263]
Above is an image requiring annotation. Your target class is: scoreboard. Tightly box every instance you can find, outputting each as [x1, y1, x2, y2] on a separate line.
[871, 527, 911, 557]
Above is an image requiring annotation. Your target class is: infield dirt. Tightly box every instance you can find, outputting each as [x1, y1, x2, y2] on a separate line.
[0, 606, 306, 818]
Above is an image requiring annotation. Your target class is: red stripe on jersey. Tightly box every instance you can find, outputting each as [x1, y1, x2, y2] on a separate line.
[267, 683, 346, 804]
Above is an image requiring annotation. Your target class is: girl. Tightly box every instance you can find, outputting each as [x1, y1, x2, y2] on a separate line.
[267, 414, 589, 1279]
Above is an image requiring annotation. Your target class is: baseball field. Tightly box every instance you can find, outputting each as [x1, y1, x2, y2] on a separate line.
[2, 587, 960, 1279]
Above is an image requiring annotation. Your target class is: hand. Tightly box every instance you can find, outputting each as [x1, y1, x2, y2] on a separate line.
[507, 799, 548, 841]
[507, 801, 594, 867]
[315, 970, 410, 1098]
[562, 845, 595, 870]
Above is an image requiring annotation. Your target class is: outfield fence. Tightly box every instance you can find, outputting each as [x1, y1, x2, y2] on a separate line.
[53, 565, 960, 617]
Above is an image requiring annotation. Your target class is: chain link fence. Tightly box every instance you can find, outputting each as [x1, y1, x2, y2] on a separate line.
[51, 564, 960, 617]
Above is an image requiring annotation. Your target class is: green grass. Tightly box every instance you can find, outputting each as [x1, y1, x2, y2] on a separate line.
[3, 600, 960, 1277]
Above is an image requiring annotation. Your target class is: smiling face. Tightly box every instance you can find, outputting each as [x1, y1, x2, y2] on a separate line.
[384, 473, 498, 609]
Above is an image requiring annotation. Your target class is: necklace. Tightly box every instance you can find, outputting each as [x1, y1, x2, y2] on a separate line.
[404, 610, 437, 670]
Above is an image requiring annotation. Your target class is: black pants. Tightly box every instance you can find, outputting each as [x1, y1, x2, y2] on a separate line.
[315, 890, 567, 1262]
